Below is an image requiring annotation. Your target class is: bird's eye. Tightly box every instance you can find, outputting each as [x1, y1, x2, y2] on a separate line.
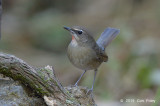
[77, 30, 83, 35]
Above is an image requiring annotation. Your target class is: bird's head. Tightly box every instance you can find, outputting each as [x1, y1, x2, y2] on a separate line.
[64, 26, 94, 45]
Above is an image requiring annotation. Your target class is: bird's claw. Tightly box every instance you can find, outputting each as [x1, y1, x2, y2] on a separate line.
[73, 84, 78, 87]
[86, 89, 93, 95]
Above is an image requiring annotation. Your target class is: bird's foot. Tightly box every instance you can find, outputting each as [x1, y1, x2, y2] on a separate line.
[86, 89, 93, 95]
[72, 82, 78, 87]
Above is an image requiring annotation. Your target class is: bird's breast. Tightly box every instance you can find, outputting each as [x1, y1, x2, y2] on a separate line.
[67, 42, 102, 70]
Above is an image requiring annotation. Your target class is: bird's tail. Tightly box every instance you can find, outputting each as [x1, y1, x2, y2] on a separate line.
[96, 27, 120, 50]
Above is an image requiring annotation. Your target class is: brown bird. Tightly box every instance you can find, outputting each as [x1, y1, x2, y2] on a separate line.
[64, 26, 120, 93]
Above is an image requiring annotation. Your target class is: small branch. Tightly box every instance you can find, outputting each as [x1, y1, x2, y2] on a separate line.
[0, 52, 96, 106]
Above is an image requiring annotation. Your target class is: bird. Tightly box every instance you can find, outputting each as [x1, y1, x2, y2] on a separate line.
[64, 26, 120, 93]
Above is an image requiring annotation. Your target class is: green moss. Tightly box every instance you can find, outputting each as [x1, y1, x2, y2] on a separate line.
[37, 69, 45, 78]
[66, 90, 70, 95]
[39, 68, 52, 74]
[37, 68, 51, 84]
[0, 68, 49, 96]
[36, 87, 47, 95]
[9, 92, 20, 98]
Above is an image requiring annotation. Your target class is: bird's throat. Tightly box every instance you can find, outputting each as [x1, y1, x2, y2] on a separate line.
[72, 35, 75, 40]
[71, 36, 78, 47]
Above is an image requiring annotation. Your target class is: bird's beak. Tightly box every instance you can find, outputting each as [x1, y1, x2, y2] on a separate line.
[63, 26, 79, 40]
[63, 26, 72, 32]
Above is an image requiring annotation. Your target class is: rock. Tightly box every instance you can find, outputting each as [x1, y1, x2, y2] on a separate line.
[65, 86, 97, 106]
[0, 77, 46, 106]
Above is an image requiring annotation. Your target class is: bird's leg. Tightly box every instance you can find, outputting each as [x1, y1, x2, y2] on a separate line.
[87, 69, 97, 94]
[91, 69, 97, 91]
[74, 70, 86, 86]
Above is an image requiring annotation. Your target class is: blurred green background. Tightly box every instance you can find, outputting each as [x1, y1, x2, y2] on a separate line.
[0, 0, 160, 106]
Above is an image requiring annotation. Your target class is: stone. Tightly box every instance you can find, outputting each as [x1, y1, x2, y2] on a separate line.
[0, 76, 46, 106]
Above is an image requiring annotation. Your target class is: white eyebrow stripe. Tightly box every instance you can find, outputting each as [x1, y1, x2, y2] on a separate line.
[73, 29, 83, 32]
[73, 28, 79, 30]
